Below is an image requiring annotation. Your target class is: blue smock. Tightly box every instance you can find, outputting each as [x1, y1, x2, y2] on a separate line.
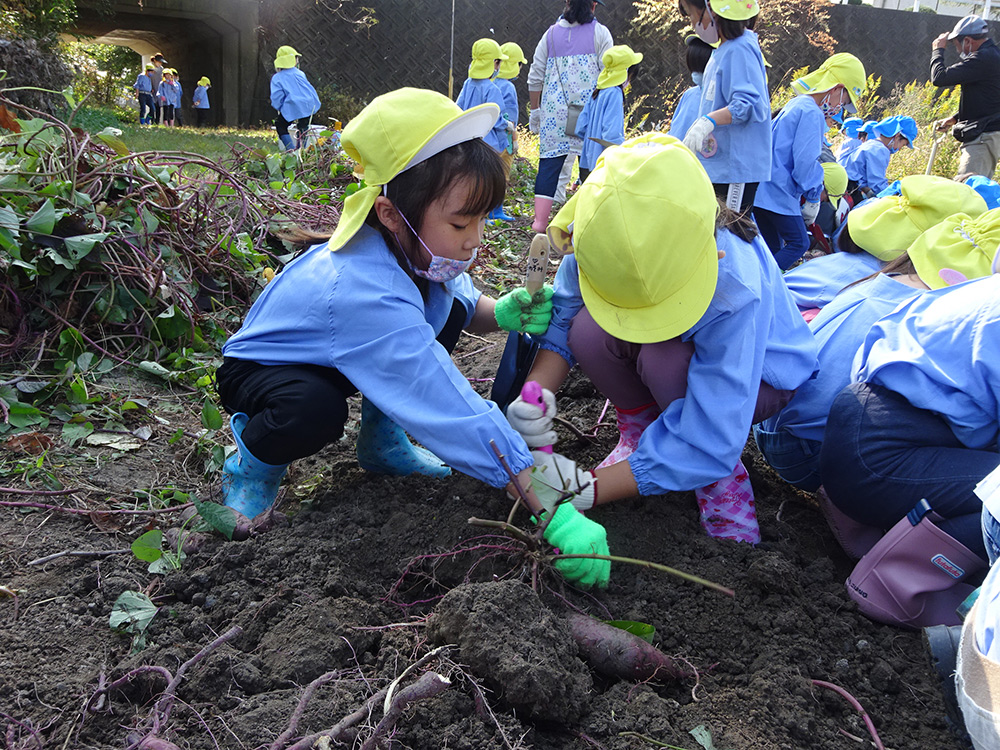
[781, 251, 883, 311]
[695, 30, 771, 185]
[133, 74, 152, 93]
[537, 229, 819, 493]
[270, 67, 321, 122]
[844, 139, 891, 194]
[455, 78, 507, 153]
[193, 85, 210, 109]
[575, 86, 624, 171]
[157, 81, 181, 108]
[836, 136, 863, 165]
[764, 273, 919, 443]
[853, 274, 1000, 451]
[495, 78, 519, 127]
[668, 85, 701, 140]
[223, 225, 532, 487]
[754, 95, 825, 217]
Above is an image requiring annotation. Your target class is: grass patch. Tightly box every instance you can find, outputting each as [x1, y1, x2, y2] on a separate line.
[119, 124, 277, 160]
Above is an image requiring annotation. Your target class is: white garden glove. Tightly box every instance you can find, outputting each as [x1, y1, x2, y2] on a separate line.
[530, 450, 597, 512]
[506, 388, 557, 448]
[683, 116, 716, 154]
[801, 200, 821, 226]
[529, 107, 541, 134]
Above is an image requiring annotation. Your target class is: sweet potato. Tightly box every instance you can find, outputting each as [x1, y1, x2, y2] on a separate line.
[566, 613, 693, 682]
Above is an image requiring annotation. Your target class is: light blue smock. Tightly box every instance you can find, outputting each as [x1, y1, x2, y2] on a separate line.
[222, 225, 532, 487]
[495, 78, 519, 126]
[575, 86, 624, 171]
[270, 67, 321, 122]
[844, 139, 891, 194]
[754, 95, 825, 217]
[193, 85, 210, 109]
[781, 250, 884, 312]
[836, 136, 863, 165]
[695, 30, 771, 185]
[133, 73, 152, 93]
[157, 81, 181, 108]
[764, 273, 920, 443]
[668, 85, 701, 140]
[537, 229, 819, 493]
[456, 78, 507, 153]
[853, 274, 1000, 451]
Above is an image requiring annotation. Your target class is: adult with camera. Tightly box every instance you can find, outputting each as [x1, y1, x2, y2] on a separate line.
[931, 15, 1000, 178]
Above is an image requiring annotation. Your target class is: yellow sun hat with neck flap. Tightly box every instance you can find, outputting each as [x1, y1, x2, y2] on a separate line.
[547, 133, 719, 344]
[849, 174, 988, 261]
[790, 53, 867, 113]
[469, 38, 507, 79]
[274, 45, 301, 69]
[597, 45, 643, 89]
[499, 42, 527, 79]
[907, 208, 1000, 289]
[329, 87, 500, 252]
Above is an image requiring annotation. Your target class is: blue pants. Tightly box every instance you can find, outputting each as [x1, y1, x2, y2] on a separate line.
[753, 206, 809, 271]
[137, 92, 155, 122]
[752, 423, 822, 492]
[982, 505, 1000, 565]
[534, 154, 569, 199]
[820, 381, 995, 556]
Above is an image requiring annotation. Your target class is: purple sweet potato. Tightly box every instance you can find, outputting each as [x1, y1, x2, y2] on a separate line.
[566, 613, 693, 682]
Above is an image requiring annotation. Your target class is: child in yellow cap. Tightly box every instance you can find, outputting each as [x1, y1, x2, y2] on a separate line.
[456, 39, 512, 221]
[506, 133, 818, 547]
[271, 45, 321, 150]
[216, 89, 608, 587]
[133, 63, 155, 125]
[193, 76, 211, 128]
[496, 42, 528, 174]
[574, 45, 643, 182]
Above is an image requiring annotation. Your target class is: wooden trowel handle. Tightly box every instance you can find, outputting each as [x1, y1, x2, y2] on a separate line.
[526, 233, 549, 295]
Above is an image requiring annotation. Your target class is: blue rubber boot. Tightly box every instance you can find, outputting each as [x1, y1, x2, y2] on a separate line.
[356, 397, 451, 478]
[278, 133, 296, 151]
[488, 205, 515, 223]
[221, 412, 289, 519]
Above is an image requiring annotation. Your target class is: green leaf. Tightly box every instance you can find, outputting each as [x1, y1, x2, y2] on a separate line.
[605, 620, 656, 643]
[131, 529, 164, 563]
[63, 232, 109, 260]
[0, 205, 19, 235]
[194, 495, 236, 540]
[61, 420, 94, 446]
[689, 726, 733, 750]
[109, 590, 157, 633]
[152, 305, 189, 341]
[62, 88, 77, 110]
[96, 132, 130, 156]
[201, 400, 223, 430]
[25, 199, 56, 234]
[6, 401, 46, 429]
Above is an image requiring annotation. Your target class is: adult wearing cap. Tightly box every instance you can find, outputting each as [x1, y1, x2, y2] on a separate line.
[758, 208, 1000, 511]
[193, 77, 211, 128]
[931, 15, 1000, 178]
[844, 115, 917, 199]
[214, 89, 608, 587]
[270, 45, 321, 151]
[781, 174, 988, 314]
[149, 54, 166, 124]
[133, 63, 155, 125]
[678, 0, 770, 213]
[753, 53, 867, 270]
[506, 133, 817, 546]
[526, 0, 614, 233]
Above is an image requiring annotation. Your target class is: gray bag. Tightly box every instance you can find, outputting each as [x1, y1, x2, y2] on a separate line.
[564, 103, 584, 137]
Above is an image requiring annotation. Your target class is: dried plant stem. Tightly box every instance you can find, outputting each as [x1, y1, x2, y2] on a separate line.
[546, 554, 735, 597]
[811, 679, 886, 750]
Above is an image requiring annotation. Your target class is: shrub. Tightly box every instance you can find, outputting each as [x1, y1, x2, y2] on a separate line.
[0, 37, 72, 114]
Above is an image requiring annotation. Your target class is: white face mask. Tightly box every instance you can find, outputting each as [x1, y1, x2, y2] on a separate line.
[694, 6, 719, 45]
[959, 40, 973, 59]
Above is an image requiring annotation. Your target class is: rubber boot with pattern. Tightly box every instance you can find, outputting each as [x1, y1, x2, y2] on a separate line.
[596, 402, 660, 470]
[356, 396, 451, 478]
[221, 412, 289, 519]
[695, 460, 760, 544]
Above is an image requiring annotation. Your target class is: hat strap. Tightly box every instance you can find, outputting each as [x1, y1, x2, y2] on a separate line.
[954, 222, 982, 251]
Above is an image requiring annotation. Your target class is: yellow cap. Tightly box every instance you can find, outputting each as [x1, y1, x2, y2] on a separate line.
[275, 45, 300, 69]
[469, 38, 507, 79]
[329, 88, 500, 252]
[197, 76, 211, 87]
[548, 133, 718, 344]
[709, 0, 759, 20]
[499, 42, 527, 79]
[791, 53, 867, 113]
[597, 45, 643, 90]
[907, 208, 1000, 289]
[849, 175, 988, 261]
[822, 162, 848, 201]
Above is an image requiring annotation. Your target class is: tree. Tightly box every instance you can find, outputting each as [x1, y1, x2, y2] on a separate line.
[0, 0, 77, 46]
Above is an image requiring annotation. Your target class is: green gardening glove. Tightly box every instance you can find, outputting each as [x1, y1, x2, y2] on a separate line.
[540, 503, 610, 588]
[494, 285, 554, 335]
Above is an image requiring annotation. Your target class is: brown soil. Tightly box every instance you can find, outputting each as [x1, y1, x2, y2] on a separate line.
[0, 330, 970, 750]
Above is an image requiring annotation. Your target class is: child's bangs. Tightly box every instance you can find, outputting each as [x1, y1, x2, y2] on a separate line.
[454, 141, 507, 216]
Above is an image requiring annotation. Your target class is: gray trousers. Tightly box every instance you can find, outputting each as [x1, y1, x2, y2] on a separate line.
[958, 130, 1000, 179]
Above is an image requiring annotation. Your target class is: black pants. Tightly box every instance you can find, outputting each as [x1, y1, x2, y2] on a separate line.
[274, 114, 311, 137]
[196, 109, 211, 128]
[216, 299, 468, 465]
